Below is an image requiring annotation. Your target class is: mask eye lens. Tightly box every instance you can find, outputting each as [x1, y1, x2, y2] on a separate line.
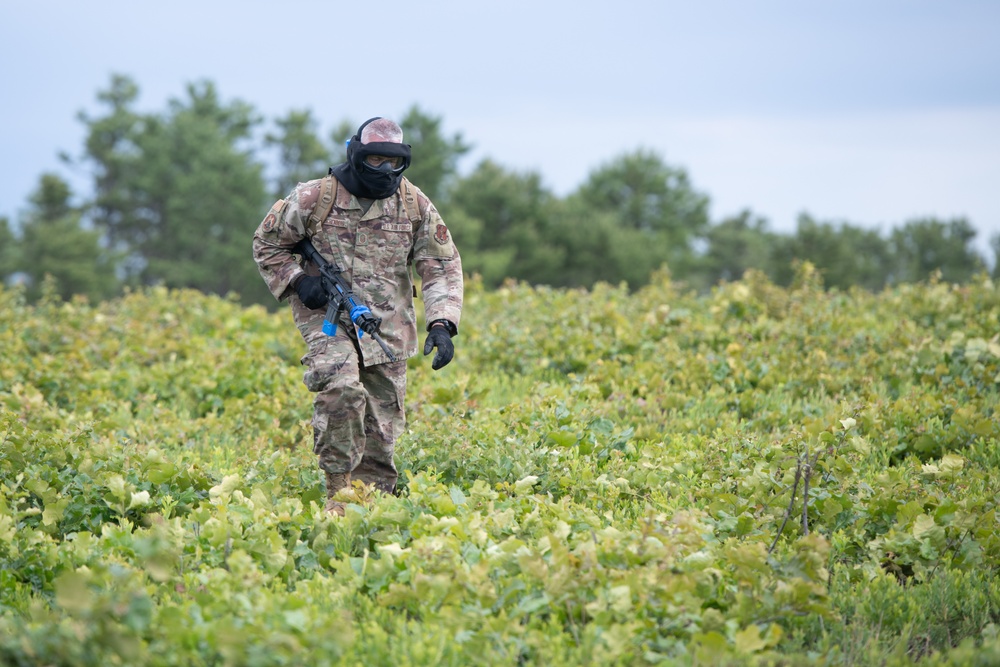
[365, 155, 402, 169]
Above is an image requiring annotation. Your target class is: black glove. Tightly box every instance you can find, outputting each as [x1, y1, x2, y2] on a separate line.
[423, 324, 454, 370]
[295, 275, 328, 310]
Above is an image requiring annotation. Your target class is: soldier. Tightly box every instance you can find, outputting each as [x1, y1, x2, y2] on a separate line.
[252, 117, 463, 516]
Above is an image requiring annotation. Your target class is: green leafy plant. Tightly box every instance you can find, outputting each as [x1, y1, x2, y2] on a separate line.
[1, 272, 998, 665]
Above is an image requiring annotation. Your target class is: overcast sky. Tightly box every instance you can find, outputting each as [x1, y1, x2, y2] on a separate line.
[2, 1, 999, 257]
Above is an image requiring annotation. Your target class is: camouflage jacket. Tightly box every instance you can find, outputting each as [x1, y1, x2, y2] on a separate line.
[252, 175, 463, 366]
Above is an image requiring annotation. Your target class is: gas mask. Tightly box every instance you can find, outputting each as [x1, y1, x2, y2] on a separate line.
[330, 118, 412, 200]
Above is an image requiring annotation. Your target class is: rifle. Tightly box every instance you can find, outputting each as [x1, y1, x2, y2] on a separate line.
[295, 238, 398, 362]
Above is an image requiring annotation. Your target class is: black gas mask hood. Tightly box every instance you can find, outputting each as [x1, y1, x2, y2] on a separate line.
[329, 117, 412, 200]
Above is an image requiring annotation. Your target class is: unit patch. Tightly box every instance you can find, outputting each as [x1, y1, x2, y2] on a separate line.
[434, 223, 450, 246]
[260, 199, 286, 233]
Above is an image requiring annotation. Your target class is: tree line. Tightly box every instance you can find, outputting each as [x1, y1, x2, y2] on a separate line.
[2, 74, 996, 306]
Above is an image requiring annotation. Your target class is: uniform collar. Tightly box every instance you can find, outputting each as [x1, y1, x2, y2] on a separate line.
[335, 178, 387, 221]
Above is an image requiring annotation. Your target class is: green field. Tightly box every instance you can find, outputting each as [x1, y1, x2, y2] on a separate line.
[2, 266, 999, 666]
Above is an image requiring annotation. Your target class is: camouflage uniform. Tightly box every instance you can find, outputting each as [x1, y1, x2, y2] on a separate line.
[252, 175, 463, 493]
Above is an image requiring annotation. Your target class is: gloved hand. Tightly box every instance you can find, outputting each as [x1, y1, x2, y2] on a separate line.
[295, 275, 328, 310]
[423, 324, 454, 370]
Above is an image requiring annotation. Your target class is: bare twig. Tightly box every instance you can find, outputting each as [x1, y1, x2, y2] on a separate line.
[769, 457, 803, 554]
[802, 447, 823, 537]
[801, 459, 811, 536]
[565, 601, 581, 646]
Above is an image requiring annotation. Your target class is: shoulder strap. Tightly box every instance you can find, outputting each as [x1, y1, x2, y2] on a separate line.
[401, 178, 421, 224]
[302, 176, 425, 293]
[307, 175, 337, 230]
[308, 174, 421, 231]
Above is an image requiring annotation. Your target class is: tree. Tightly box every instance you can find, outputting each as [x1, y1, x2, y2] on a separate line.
[264, 109, 332, 200]
[546, 199, 667, 289]
[889, 217, 986, 284]
[72, 74, 145, 272]
[446, 160, 562, 287]
[571, 150, 710, 277]
[770, 214, 891, 291]
[76, 75, 271, 304]
[329, 119, 355, 167]
[398, 105, 471, 203]
[446, 152, 712, 290]
[991, 233, 1000, 280]
[0, 216, 15, 285]
[15, 173, 117, 301]
[698, 210, 779, 287]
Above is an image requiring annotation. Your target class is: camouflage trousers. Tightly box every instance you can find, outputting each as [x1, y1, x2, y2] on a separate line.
[300, 324, 407, 494]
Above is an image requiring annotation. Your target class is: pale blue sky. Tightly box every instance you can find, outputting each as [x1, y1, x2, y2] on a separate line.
[2, 1, 999, 255]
